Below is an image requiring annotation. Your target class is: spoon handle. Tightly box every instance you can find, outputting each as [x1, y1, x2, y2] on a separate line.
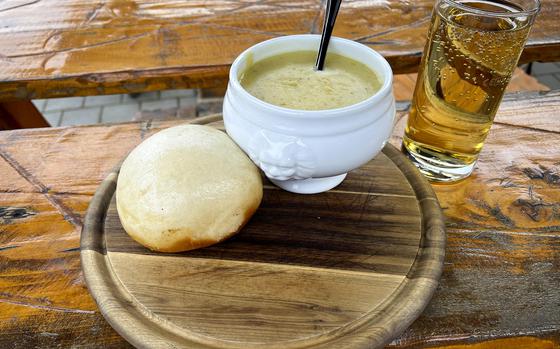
[315, 0, 343, 71]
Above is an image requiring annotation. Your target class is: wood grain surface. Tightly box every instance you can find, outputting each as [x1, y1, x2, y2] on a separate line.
[0, 90, 559, 348]
[393, 68, 550, 101]
[80, 134, 444, 348]
[0, 0, 558, 100]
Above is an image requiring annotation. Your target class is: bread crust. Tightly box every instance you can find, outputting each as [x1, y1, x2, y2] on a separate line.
[123, 200, 261, 253]
[116, 125, 263, 253]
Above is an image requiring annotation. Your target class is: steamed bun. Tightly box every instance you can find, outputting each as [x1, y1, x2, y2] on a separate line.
[116, 125, 262, 252]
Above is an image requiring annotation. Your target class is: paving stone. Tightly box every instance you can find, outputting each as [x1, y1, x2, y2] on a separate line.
[179, 96, 197, 108]
[32, 99, 47, 112]
[161, 89, 196, 99]
[536, 75, 560, 90]
[85, 94, 122, 107]
[177, 105, 197, 119]
[102, 104, 139, 123]
[141, 98, 178, 111]
[134, 107, 179, 121]
[43, 111, 61, 127]
[532, 62, 560, 75]
[122, 91, 160, 103]
[552, 74, 560, 89]
[196, 100, 223, 117]
[60, 107, 101, 126]
[45, 97, 84, 111]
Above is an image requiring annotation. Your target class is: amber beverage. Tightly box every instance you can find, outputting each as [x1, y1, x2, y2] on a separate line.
[402, 0, 540, 182]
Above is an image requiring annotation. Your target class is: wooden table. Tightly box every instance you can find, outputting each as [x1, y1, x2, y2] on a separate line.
[1, 0, 558, 129]
[0, 90, 558, 348]
[0, 0, 559, 102]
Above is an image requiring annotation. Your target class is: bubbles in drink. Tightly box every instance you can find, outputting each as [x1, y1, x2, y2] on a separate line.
[404, 0, 533, 174]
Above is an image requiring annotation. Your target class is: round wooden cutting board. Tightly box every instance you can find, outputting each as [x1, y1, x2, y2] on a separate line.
[81, 115, 445, 349]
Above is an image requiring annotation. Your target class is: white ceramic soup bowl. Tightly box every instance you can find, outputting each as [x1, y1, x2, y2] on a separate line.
[223, 34, 396, 194]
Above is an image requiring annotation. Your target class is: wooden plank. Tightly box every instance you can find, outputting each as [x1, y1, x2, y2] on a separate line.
[0, 91, 559, 347]
[0, 0, 558, 100]
[393, 68, 550, 101]
[79, 136, 444, 348]
[0, 101, 48, 130]
[102, 190, 424, 274]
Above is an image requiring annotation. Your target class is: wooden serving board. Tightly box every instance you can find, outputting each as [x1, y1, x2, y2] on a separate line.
[81, 116, 445, 349]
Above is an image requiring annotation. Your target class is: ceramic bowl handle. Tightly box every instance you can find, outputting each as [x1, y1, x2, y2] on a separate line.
[247, 130, 316, 181]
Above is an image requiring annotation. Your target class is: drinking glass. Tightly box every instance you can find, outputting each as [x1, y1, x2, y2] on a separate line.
[402, 0, 541, 182]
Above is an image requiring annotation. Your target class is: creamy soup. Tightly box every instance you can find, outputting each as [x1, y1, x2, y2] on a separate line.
[239, 51, 382, 110]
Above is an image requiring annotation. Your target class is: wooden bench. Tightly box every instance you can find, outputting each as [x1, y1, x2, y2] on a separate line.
[0, 0, 559, 128]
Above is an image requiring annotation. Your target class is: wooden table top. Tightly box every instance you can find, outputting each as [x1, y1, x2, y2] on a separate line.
[0, 0, 559, 101]
[0, 90, 558, 348]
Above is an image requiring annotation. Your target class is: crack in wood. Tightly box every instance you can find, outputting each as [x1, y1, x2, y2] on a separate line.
[467, 198, 516, 228]
[0, 148, 83, 228]
[0, 298, 95, 314]
[448, 226, 560, 237]
[354, 16, 430, 42]
[514, 197, 560, 222]
[0, 189, 91, 196]
[60, 247, 80, 253]
[391, 330, 560, 348]
[0, 0, 40, 13]
[523, 166, 560, 185]
[0, 206, 35, 222]
[6, 1, 286, 61]
[310, 0, 324, 34]
[202, 22, 285, 38]
[493, 121, 560, 135]
[83, 2, 105, 26]
[0, 235, 77, 248]
[12, 31, 151, 60]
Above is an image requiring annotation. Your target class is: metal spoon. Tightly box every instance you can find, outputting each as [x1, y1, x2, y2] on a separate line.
[315, 0, 343, 71]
